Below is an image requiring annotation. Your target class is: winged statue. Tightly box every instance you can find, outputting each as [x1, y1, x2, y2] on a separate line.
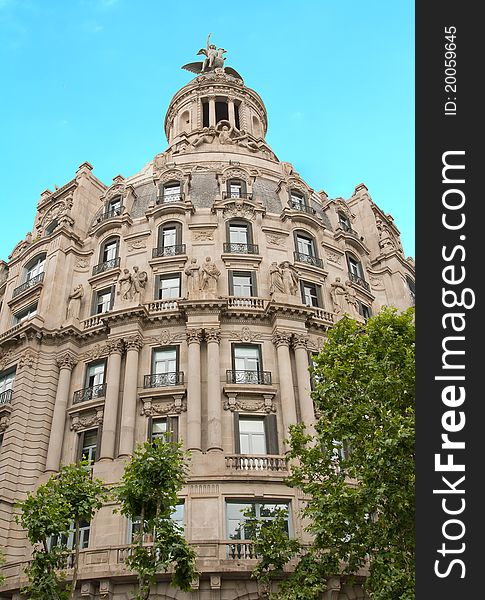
[182, 33, 243, 80]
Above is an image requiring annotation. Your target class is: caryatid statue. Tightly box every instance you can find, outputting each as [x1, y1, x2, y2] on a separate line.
[200, 257, 221, 299]
[66, 284, 84, 321]
[185, 257, 201, 299]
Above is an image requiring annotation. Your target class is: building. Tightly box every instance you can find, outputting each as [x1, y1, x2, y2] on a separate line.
[0, 38, 415, 600]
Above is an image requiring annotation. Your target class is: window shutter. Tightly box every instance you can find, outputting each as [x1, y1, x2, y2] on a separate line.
[109, 285, 115, 310]
[246, 222, 254, 245]
[228, 271, 234, 295]
[264, 414, 279, 454]
[168, 416, 179, 443]
[77, 431, 85, 463]
[299, 280, 305, 303]
[234, 412, 241, 454]
[250, 271, 257, 297]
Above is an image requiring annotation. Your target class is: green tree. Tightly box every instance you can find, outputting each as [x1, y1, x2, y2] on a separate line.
[115, 437, 197, 600]
[255, 308, 415, 600]
[17, 463, 108, 600]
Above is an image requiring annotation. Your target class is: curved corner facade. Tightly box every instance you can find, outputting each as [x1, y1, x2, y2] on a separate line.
[0, 67, 414, 600]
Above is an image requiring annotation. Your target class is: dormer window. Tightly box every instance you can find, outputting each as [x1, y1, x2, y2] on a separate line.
[106, 196, 122, 218]
[159, 182, 182, 204]
[290, 190, 305, 210]
[225, 179, 247, 199]
[24, 254, 46, 283]
[338, 212, 351, 230]
[45, 220, 59, 236]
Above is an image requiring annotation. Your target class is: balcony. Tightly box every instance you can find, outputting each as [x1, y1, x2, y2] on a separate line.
[223, 243, 259, 254]
[222, 192, 253, 200]
[0, 389, 13, 405]
[289, 200, 316, 215]
[92, 257, 121, 276]
[226, 542, 259, 560]
[225, 454, 287, 472]
[97, 206, 123, 223]
[156, 193, 185, 204]
[226, 370, 272, 385]
[293, 251, 324, 269]
[152, 244, 186, 258]
[227, 296, 265, 310]
[12, 272, 45, 298]
[73, 383, 107, 405]
[143, 372, 184, 388]
[340, 221, 360, 237]
[348, 271, 371, 292]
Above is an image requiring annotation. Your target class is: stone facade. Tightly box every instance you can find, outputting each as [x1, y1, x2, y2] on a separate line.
[0, 56, 414, 600]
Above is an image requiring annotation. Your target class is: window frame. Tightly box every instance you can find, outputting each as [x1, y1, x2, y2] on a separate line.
[84, 359, 107, 389]
[231, 343, 263, 373]
[157, 221, 183, 250]
[147, 415, 179, 443]
[293, 230, 317, 258]
[289, 189, 307, 209]
[160, 181, 182, 203]
[226, 500, 292, 540]
[77, 428, 101, 466]
[156, 273, 181, 300]
[226, 179, 247, 198]
[234, 413, 279, 455]
[23, 253, 47, 283]
[151, 345, 179, 375]
[228, 270, 257, 297]
[0, 368, 16, 397]
[99, 236, 120, 264]
[300, 280, 323, 308]
[346, 253, 364, 279]
[92, 286, 115, 315]
[226, 219, 253, 246]
[13, 302, 38, 324]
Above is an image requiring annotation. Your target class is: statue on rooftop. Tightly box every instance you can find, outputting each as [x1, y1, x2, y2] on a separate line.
[182, 33, 243, 81]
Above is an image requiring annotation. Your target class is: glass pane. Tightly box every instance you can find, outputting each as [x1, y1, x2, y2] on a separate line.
[160, 277, 180, 298]
[154, 349, 177, 373]
[229, 225, 248, 244]
[103, 241, 117, 261]
[233, 275, 252, 297]
[162, 228, 177, 247]
[152, 419, 167, 439]
[230, 184, 242, 198]
[297, 236, 313, 256]
[239, 419, 265, 433]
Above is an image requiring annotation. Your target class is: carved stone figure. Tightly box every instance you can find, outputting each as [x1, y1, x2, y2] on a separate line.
[66, 284, 84, 320]
[118, 269, 132, 300]
[279, 261, 299, 295]
[376, 218, 396, 250]
[269, 262, 285, 295]
[181, 33, 243, 80]
[185, 258, 201, 298]
[218, 124, 234, 145]
[190, 126, 217, 148]
[200, 257, 220, 298]
[131, 266, 148, 304]
[330, 277, 347, 314]
[344, 280, 360, 317]
[232, 129, 260, 152]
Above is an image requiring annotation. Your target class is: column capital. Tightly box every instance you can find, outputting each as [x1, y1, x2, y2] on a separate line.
[106, 338, 125, 355]
[124, 334, 143, 351]
[292, 334, 309, 350]
[56, 352, 78, 371]
[205, 328, 221, 344]
[272, 329, 292, 347]
[186, 328, 204, 344]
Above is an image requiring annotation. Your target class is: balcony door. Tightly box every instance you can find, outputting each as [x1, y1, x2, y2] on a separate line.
[153, 348, 177, 375]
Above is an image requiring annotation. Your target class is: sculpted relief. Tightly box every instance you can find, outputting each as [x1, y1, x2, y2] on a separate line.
[185, 256, 221, 300]
[118, 266, 148, 304]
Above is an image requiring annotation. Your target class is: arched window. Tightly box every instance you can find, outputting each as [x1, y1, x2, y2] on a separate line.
[225, 220, 258, 254]
[346, 253, 369, 290]
[293, 231, 323, 268]
[93, 236, 120, 275]
[155, 222, 184, 257]
[158, 181, 182, 204]
[289, 189, 315, 214]
[23, 253, 46, 283]
[45, 220, 59, 236]
[105, 196, 122, 218]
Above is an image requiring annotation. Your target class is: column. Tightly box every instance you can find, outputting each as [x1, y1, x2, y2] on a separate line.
[118, 335, 143, 457]
[293, 334, 316, 437]
[45, 352, 78, 472]
[272, 330, 297, 450]
[228, 99, 235, 128]
[186, 328, 203, 452]
[208, 97, 216, 127]
[205, 328, 222, 452]
[99, 339, 124, 460]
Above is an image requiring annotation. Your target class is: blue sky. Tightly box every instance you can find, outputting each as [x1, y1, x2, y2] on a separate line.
[0, 0, 414, 260]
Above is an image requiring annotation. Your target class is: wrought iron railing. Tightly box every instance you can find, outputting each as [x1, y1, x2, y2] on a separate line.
[223, 243, 259, 254]
[156, 193, 185, 204]
[222, 192, 253, 200]
[144, 372, 184, 388]
[293, 251, 324, 269]
[73, 383, 107, 404]
[97, 206, 123, 222]
[0, 389, 13, 405]
[152, 244, 186, 258]
[226, 370, 272, 385]
[92, 257, 121, 276]
[289, 201, 316, 214]
[12, 272, 45, 298]
[348, 271, 370, 292]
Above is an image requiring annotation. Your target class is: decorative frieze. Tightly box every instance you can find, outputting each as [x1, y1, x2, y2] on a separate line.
[106, 339, 124, 355]
[18, 350, 36, 369]
[223, 396, 276, 413]
[141, 396, 187, 416]
[71, 408, 104, 431]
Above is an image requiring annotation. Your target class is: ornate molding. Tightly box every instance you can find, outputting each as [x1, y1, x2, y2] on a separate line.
[230, 326, 259, 343]
[71, 408, 104, 431]
[56, 352, 78, 371]
[0, 349, 14, 371]
[124, 335, 143, 351]
[272, 330, 292, 347]
[205, 328, 221, 343]
[222, 199, 255, 221]
[192, 230, 214, 241]
[326, 250, 343, 265]
[18, 350, 36, 369]
[186, 328, 204, 344]
[0, 415, 10, 433]
[106, 339, 124, 355]
[141, 396, 186, 416]
[292, 334, 309, 350]
[223, 396, 276, 414]
[81, 343, 110, 362]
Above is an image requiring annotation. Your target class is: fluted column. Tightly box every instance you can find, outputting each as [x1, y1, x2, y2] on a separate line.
[118, 335, 143, 457]
[293, 334, 316, 436]
[100, 339, 124, 460]
[272, 330, 298, 450]
[45, 352, 78, 472]
[208, 97, 216, 127]
[205, 328, 222, 452]
[186, 328, 203, 452]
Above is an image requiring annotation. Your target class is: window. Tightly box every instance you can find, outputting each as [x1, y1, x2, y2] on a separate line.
[295, 233, 315, 257]
[290, 190, 305, 210]
[49, 521, 91, 551]
[129, 502, 185, 543]
[347, 254, 364, 279]
[226, 179, 246, 198]
[202, 101, 209, 127]
[45, 220, 59, 236]
[225, 221, 257, 254]
[160, 182, 182, 203]
[215, 100, 229, 123]
[153, 346, 177, 374]
[0, 369, 15, 402]
[229, 223, 249, 245]
[85, 360, 106, 389]
[226, 501, 291, 540]
[300, 280, 322, 307]
[406, 276, 415, 305]
[156, 274, 181, 299]
[13, 303, 38, 324]
[107, 196, 122, 217]
[358, 302, 372, 320]
[234, 414, 278, 455]
[94, 287, 114, 314]
[229, 271, 256, 297]
[78, 429, 99, 466]
[233, 345, 261, 373]
[338, 212, 352, 230]
[148, 416, 179, 443]
[101, 237, 119, 263]
[157, 222, 183, 255]
[24, 254, 46, 282]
